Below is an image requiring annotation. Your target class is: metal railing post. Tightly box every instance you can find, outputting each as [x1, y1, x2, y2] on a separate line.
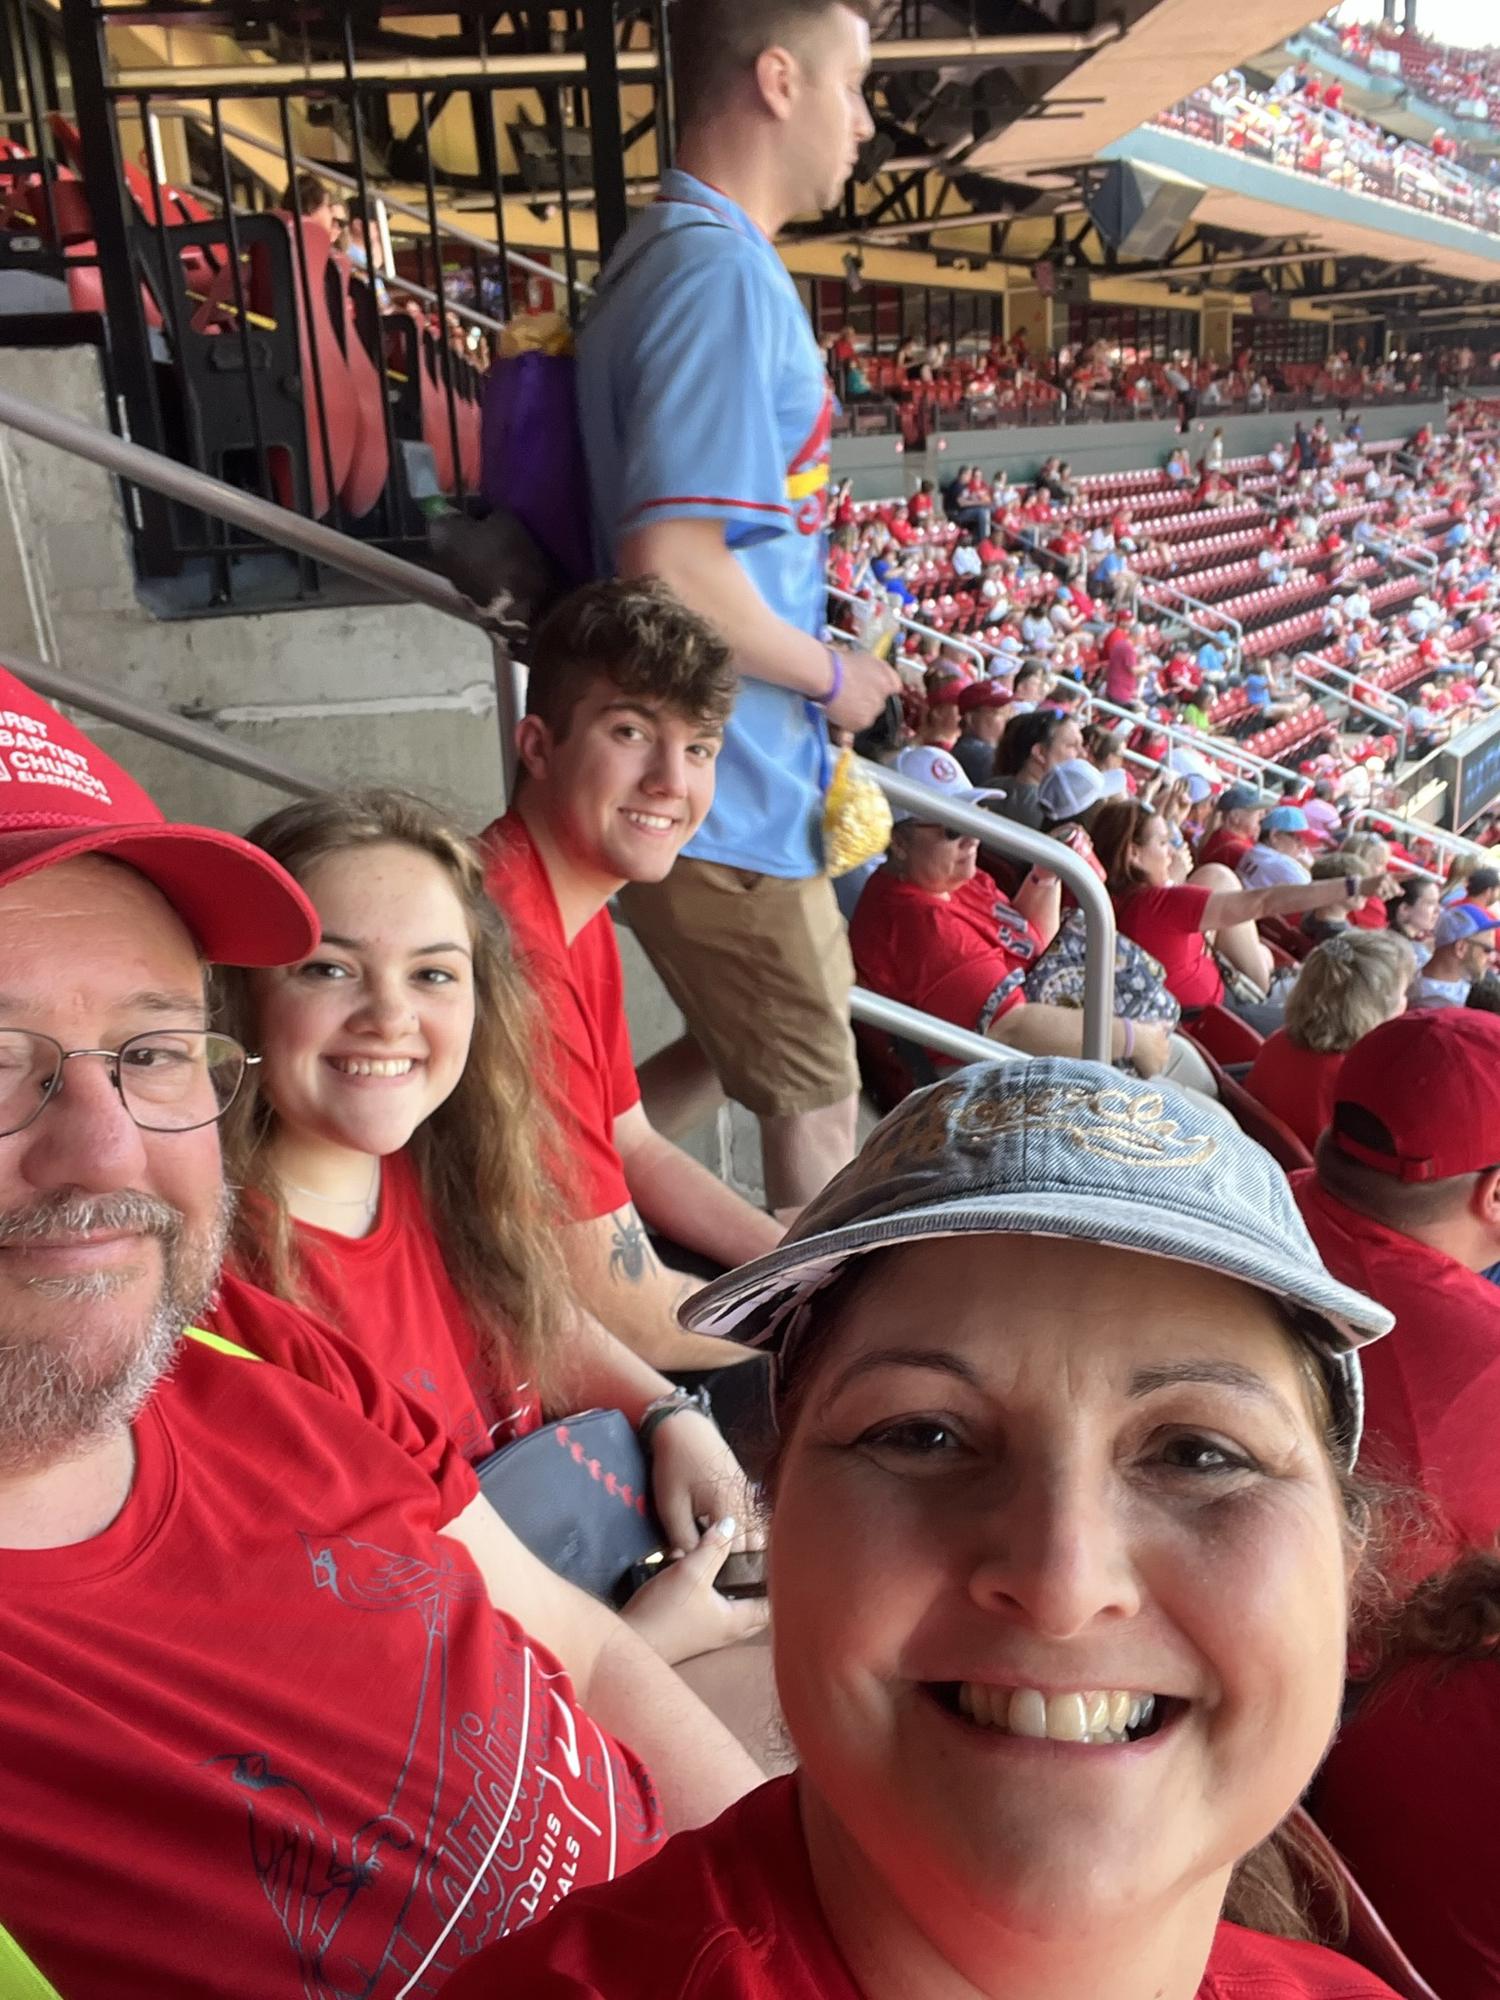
[862, 763, 1116, 1066]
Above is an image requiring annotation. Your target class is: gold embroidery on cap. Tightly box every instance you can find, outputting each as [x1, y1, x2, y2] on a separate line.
[979, 1084, 1219, 1168]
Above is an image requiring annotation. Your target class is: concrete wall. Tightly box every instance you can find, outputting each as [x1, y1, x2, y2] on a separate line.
[833, 397, 1445, 497]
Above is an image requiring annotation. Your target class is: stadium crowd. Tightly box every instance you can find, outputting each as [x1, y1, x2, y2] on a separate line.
[4, 2, 1500, 1999]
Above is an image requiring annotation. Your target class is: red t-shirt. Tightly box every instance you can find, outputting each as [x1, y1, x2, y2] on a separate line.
[441, 1774, 1400, 1999]
[1103, 635, 1141, 704]
[850, 863, 1043, 1038]
[0, 1334, 661, 2000]
[1292, 1172, 1500, 1573]
[1313, 1661, 1498, 2000]
[1243, 1034, 1344, 1154]
[481, 812, 641, 1222]
[1196, 828, 1253, 874]
[211, 1150, 543, 1464]
[1116, 884, 1222, 1009]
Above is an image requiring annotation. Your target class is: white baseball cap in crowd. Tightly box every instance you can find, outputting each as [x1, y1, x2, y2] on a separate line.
[888, 746, 999, 823]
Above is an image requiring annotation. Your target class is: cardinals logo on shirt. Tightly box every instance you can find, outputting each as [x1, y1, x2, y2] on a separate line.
[785, 387, 833, 536]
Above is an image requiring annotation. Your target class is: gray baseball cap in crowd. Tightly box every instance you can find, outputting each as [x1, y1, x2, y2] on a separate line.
[1218, 781, 1274, 812]
[683, 1059, 1394, 1467]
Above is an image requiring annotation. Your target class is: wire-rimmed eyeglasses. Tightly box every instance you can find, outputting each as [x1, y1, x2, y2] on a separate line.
[0, 1030, 256, 1138]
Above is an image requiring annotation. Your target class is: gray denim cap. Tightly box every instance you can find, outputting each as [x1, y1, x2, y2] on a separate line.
[683, 1059, 1394, 1468]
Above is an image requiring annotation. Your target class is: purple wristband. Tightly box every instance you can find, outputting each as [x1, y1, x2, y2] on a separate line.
[819, 646, 845, 708]
[1121, 1017, 1136, 1062]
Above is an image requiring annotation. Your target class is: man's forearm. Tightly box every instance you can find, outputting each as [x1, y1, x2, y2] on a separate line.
[566, 1207, 752, 1372]
[623, 1129, 783, 1270]
[443, 1495, 761, 1831]
[586, 1617, 764, 1831]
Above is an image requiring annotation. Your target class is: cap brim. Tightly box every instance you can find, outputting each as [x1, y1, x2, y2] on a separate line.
[0, 824, 319, 966]
[683, 1190, 1393, 1465]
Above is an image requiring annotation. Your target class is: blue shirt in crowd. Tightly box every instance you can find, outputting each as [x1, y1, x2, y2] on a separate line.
[576, 170, 834, 878]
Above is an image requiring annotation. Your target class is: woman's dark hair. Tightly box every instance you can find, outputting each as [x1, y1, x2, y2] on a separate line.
[1391, 876, 1436, 923]
[993, 707, 1065, 779]
[1363, 1549, 1500, 1678]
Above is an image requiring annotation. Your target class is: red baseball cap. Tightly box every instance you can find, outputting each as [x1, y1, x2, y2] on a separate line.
[1330, 1010, 1500, 1182]
[957, 679, 1011, 715]
[0, 665, 317, 965]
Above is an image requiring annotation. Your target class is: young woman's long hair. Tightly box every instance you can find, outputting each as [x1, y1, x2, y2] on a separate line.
[216, 787, 567, 1396]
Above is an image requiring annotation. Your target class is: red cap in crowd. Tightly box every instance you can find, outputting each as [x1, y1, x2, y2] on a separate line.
[957, 679, 1011, 715]
[1330, 1010, 1500, 1183]
[0, 664, 317, 966]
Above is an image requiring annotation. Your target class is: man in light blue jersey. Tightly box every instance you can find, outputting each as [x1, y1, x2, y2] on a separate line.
[577, 0, 898, 1214]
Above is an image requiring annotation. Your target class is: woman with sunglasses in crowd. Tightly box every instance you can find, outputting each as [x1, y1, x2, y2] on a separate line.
[441, 1058, 1410, 2000]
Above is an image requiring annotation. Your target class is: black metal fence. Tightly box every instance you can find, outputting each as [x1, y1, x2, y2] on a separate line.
[0, 0, 664, 608]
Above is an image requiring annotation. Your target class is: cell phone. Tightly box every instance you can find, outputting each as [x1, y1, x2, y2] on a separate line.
[715, 1550, 768, 1600]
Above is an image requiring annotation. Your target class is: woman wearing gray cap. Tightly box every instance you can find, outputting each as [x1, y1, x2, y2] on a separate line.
[443, 1061, 1405, 2000]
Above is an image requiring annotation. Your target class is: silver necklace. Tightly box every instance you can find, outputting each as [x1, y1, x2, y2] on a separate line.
[279, 1160, 381, 1214]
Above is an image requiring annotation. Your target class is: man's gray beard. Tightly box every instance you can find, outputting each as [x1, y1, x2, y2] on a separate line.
[0, 1187, 232, 1474]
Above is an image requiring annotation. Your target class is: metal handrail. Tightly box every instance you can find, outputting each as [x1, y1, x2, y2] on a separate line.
[1085, 694, 1303, 789]
[862, 766, 1115, 1066]
[0, 379, 526, 801]
[1297, 652, 1410, 722]
[826, 584, 989, 675]
[6, 651, 326, 799]
[1291, 669, 1402, 736]
[0, 386, 1117, 1069]
[1349, 806, 1487, 865]
[850, 988, 1021, 1069]
[1139, 581, 1243, 662]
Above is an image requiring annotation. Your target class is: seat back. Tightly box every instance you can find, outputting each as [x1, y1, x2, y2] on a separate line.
[1181, 1001, 1263, 1066]
[1283, 1808, 1440, 2000]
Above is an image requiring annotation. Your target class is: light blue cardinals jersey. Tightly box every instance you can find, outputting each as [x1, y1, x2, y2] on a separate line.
[577, 171, 835, 877]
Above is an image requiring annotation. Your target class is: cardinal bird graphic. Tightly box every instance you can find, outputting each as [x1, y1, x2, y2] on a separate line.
[784, 388, 833, 537]
[209, 1533, 487, 1999]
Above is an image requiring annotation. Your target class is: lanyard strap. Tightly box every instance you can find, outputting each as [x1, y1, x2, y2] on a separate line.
[0, 1922, 63, 2000]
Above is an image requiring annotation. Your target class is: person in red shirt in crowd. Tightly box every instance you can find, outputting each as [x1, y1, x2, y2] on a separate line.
[444, 1061, 1403, 2000]
[1091, 797, 1382, 1024]
[1312, 1549, 1500, 2000]
[1292, 1009, 1500, 1578]
[1244, 932, 1414, 1155]
[481, 583, 784, 1388]
[848, 747, 1168, 1073]
[1102, 613, 1144, 707]
[907, 478, 936, 526]
[1159, 650, 1203, 700]
[210, 788, 764, 1668]
[0, 671, 758, 2000]
[1195, 783, 1272, 873]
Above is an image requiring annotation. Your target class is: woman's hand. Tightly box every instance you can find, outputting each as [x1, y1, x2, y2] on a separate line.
[620, 1517, 770, 1666]
[649, 1409, 760, 1556]
[1131, 1022, 1173, 1077]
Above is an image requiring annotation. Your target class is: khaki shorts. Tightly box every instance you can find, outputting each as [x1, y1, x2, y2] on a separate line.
[618, 860, 858, 1119]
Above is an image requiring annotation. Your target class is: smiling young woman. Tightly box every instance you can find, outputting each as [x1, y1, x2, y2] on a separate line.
[207, 788, 764, 1671]
[439, 1061, 1409, 2000]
